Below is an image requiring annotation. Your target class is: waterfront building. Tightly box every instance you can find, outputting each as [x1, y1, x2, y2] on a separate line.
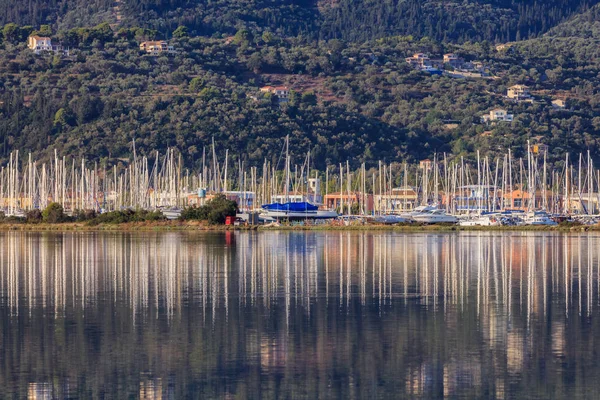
[323, 192, 373, 213]
[373, 187, 418, 213]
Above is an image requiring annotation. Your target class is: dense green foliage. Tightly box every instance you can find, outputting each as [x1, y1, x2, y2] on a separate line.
[180, 195, 238, 224]
[42, 202, 66, 223]
[87, 209, 165, 225]
[0, 0, 113, 28]
[1, 0, 597, 42]
[1, 2, 600, 171]
[320, 0, 600, 43]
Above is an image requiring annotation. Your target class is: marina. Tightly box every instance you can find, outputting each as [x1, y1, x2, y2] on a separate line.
[1, 140, 600, 227]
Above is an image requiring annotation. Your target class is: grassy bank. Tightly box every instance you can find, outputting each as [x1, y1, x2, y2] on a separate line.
[0, 221, 597, 232]
[0, 220, 255, 231]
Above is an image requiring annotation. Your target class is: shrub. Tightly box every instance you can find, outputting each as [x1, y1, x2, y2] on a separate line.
[26, 209, 43, 223]
[73, 209, 97, 222]
[180, 195, 237, 224]
[180, 206, 208, 220]
[86, 209, 166, 225]
[42, 202, 66, 223]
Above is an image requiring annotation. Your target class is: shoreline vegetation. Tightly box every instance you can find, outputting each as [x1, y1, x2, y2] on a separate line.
[0, 220, 597, 233]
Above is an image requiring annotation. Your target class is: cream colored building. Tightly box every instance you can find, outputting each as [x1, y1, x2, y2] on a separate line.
[507, 85, 531, 101]
[260, 86, 290, 102]
[139, 41, 174, 55]
[28, 35, 69, 55]
[481, 108, 513, 123]
[374, 187, 418, 213]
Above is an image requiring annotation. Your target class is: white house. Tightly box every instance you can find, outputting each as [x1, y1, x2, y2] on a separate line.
[260, 86, 290, 103]
[139, 41, 175, 55]
[481, 108, 514, 123]
[28, 35, 69, 55]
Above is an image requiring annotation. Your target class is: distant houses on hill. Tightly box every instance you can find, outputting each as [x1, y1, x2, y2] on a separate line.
[405, 52, 487, 75]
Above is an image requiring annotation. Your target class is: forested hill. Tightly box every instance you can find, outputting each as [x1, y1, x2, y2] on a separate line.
[545, 2, 600, 37]
[319, 0, 599, 43]
[1, 0, 598, 43]
[3, 1, 600, 170]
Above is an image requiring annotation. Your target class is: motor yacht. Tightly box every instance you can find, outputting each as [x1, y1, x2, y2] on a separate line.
[523, 211, 557, 226]
[405, 205, 458, 224]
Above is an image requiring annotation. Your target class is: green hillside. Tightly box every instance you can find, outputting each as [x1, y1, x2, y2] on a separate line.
[1, 1, 600, 169]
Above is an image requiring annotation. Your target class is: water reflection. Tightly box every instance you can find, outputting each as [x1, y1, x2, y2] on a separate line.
[1, 231, 599, 398]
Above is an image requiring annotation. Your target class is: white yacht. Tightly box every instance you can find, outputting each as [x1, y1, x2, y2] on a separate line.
[369, 214, 410, 224]
[458, 214, 502, 227]
[405, 205, 458, 224]
[523, 211, 557, 226]
[160, 208, 182, 220]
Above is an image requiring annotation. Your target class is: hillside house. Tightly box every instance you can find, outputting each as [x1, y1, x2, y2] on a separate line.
[405, 53, 432, 69]
[464, 61, 486, 73]
[139, 41, 174, 55]
[443, 53, 464, 68]
[552, 99, 567, 110]
[507, 85, 531, 101]
[495, 43, 514, 52]
[481, 108, 513, 123]
[28, 35, 69, 55]
[260, 86, 290, 103]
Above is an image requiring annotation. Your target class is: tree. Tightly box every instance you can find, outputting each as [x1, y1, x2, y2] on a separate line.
[247, 52, 264, 73]
[36, 24, 52, 37]
[206, 195, 237, 224]
[189, 77, 204, 92]
[53, 108, 74, 131]
[73, 95, 103, 125]
[2, 23, 19, 43]
[173, 26, 189, 38]
[301, 91, 318, 106]
[42, 203, 65, 223]
[179, 195, 237, 224]
[233, 29, 253, 45]
[26, 209, 42, 223]
[90, 22, 113, 43]
[262, 31, 275, 44]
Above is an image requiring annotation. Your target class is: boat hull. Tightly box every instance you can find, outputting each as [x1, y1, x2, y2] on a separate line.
[259, 210, 338, 220]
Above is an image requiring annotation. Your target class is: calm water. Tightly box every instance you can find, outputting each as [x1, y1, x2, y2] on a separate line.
[1, 231, 600, 399]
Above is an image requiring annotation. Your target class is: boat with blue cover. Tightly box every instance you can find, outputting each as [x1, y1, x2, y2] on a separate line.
[259, 202, 338, 221]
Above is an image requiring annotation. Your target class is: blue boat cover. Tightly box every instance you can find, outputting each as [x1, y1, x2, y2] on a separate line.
[262, 202, 318, 212]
